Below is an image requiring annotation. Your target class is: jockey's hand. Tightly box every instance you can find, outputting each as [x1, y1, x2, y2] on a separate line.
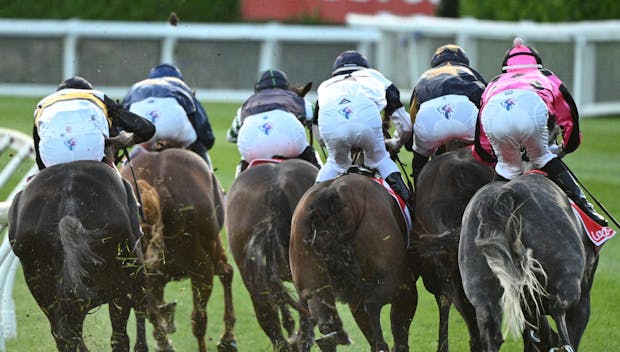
[385, 138, 401, 158]
[549, 144, 566, 158]
[108, 131, 135, 148]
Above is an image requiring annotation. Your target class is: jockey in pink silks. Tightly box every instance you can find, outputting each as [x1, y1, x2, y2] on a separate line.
[473, 37, 607, 226]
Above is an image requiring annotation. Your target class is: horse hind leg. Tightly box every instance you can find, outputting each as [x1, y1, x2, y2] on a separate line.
[109, 297, 132, 352]
[48, 305, 89, 352]
[307, 290, 351, 352]
[389, 286, 418, 352]
[247, 288, 291, 351]
[215, 246, 238, 352]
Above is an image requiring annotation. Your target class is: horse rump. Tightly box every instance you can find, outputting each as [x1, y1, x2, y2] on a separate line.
[302, 185, 362, 302]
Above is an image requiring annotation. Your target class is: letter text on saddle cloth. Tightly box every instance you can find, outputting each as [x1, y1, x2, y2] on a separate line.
[570, 201, 616, 251]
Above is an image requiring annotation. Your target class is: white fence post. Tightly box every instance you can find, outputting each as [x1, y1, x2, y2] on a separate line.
[0, 128, 37, 351]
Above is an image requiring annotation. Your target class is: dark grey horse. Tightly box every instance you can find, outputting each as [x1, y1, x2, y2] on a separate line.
[459, 173, 598, 352]
[411, 146, 494, 351]
[9, 160, 147, 352]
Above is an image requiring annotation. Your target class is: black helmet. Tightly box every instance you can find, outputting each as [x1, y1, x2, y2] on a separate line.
[254, 69, 289, 92]
[501, 37, 543, 73]
[332, 50, 369, 76]
[56, 76, 93, 91]
[430, 44, 470, 67]
[148, 63, 183, 79]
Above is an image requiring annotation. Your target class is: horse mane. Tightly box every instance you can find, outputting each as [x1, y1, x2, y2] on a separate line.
[58, 215, 104, 285]
[471, 183, 548, 339]
[304, 186, 362, 302]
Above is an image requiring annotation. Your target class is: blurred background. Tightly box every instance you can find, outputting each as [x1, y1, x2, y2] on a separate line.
[0, 0, 619, 116]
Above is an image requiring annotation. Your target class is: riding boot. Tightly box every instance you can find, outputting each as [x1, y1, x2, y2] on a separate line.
[298, 145, 322, 169]
[494, 171, 510, 182]
[189, 141, 213, 170]
[411, 151, 429, 189]
[542, 158, 608, 226]
[235, 159, 249, 178]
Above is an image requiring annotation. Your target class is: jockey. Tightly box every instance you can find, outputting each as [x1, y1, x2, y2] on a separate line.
[123, 63, 216, 168]
[33, 76, 155, 170]
[226, 68, 321, 175]
[408, 44, 487, 187]
[473, 38, 607, 227]
[314, 50, 414, 215]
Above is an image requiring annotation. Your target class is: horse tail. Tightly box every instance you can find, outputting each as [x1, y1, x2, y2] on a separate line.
[58, 215, 104, 285]
[304, 187, 361, 302]
[474, 186, 548, 339]
[243, 184, 306, 313]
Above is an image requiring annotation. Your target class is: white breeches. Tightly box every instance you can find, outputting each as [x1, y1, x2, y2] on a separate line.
[481, 89, 555, 179]
[130, 97, 197, 148]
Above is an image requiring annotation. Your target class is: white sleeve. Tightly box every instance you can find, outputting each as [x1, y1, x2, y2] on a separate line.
[304, 99, 314, 122]
[390, 106, 412, 146]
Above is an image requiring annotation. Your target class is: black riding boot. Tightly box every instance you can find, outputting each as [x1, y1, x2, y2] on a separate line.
[189, 141, 213, 170]
[235, 159, 249, 177]
[298, 145, 322, 169]
[542, 158, 608, 226]
[411, 151, 429, 189]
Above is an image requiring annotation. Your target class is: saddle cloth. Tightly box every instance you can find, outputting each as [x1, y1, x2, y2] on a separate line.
[570, 200, 616, 249]
[248, 158, 283, 168]
[372, 178, 413, 235]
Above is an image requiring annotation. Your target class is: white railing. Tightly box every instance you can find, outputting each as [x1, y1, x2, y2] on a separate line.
[0, 128, 37, 351]
[0, 16, 618, 116]
[347, 14, 620, 117]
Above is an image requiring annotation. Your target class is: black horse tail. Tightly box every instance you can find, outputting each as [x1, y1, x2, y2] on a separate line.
[58, 216, 104, 286]
[243, 184, 306, 313]
[304, 187, 362, 302]
[474, 186, 548, 339]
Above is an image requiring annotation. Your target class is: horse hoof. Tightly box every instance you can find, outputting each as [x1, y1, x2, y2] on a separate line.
[216, 339, 238, 352]
[315, 330, 351, 352]
[154, 341, 176, 352]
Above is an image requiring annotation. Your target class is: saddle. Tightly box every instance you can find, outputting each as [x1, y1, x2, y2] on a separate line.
[344, 166, 413, 237]
[570, 201, 615, 251]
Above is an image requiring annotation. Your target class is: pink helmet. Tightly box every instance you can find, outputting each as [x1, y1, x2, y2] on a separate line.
[501, 38, 543, 72]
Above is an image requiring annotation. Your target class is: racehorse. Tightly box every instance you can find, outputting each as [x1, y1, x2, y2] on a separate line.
[120, 148, 237, 352]
[459, 173, 599, 351]
[225, 158, 319, 351]
[8, 160, 148, 352]
[290, 171, 418, 352]
[411, 146, 494, 351]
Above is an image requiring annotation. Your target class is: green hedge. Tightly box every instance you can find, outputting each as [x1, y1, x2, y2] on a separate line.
[461, 0, 620, 22]
[0, 0, 240, 23]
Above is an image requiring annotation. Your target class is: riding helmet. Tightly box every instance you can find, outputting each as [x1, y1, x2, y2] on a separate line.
[56, 76, 93, 91]
[254, 69, 290, 92]
[332, 50, 369, 76]
[430, 44, 470, 67]
[148, 63, 184, 79]
[501, 37, 543, 72]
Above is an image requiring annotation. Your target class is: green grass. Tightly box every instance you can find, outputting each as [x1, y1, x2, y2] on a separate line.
[1, 96, 619, 351]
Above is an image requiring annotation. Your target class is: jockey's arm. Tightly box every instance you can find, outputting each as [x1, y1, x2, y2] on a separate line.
[103, 95, 155, 144]
[226, 107, 243, 143]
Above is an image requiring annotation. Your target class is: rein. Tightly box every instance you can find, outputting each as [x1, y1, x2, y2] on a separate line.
[122, 147, 146, 223]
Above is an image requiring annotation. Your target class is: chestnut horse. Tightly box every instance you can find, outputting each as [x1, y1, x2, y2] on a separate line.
[290, 172, 418, 352]
[120, 148, 237, 352]
[8, 160, 148, 352]
[411, 146, 494, 351]
[459, 173, 599, 351]
[225, 159, 319, 351]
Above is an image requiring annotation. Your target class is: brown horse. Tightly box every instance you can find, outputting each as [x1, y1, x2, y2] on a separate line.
[290, 172, 418, 352]
[411, 146, 494, 351]
[8, 160, 148, 352]
[120, 148, 237, 352]
[225, 158, 319, 351]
